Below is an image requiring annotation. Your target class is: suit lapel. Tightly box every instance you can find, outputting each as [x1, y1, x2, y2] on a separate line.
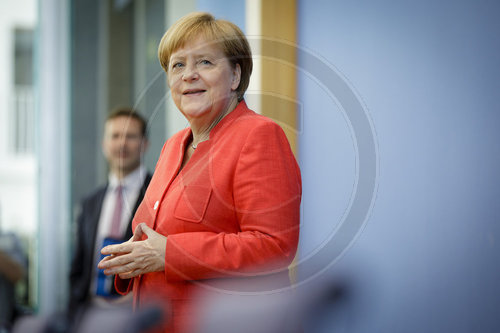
[125, 173, 152, 239]
[88, 185, 107, 254]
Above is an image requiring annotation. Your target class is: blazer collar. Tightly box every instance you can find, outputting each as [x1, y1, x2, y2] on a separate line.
[179, 100, 251, 151]
[209, 100, 250, 140]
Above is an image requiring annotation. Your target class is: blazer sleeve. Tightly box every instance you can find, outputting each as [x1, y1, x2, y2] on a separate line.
[164, 121, 301, 281]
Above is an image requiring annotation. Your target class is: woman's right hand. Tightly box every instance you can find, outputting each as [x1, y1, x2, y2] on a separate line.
[98, 223, 167, 279]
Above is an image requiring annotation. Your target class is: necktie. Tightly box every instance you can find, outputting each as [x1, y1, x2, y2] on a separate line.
[109, 185, 123, 238]
[96, 185, 124, 297]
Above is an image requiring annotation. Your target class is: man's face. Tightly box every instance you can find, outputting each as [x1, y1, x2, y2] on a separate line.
[102, 116, 147, 177]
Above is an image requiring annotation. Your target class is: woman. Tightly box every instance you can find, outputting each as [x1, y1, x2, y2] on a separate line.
[98, 12, 301, 333]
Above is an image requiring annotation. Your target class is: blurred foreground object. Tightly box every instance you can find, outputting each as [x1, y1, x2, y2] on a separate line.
[12, 305, 163, 333]
[0, 232, 28, 331]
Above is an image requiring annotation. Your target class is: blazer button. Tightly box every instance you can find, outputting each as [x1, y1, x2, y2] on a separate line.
[154, 201, 159, 210]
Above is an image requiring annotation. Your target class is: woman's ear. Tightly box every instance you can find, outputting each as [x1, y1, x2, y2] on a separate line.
[231, 63, 241, 91]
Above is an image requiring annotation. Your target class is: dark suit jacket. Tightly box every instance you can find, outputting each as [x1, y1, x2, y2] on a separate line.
[69, 172, 152, 312]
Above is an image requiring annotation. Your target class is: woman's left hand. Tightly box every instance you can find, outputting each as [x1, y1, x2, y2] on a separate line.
[98, 223, 167, 279]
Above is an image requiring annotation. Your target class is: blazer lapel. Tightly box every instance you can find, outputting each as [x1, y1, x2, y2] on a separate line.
[148, 129, 190, 229]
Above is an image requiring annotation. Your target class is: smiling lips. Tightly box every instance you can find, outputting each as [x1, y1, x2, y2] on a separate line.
[183, 89, 206, 95]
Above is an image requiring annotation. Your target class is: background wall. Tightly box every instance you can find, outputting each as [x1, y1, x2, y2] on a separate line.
[197, 0, 245, 29]
[71, 0, 169, 214]
[297, 0, 500, 332]
[0, 0, 38, 310]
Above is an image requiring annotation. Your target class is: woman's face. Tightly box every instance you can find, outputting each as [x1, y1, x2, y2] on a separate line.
[167, 36, 241, 124]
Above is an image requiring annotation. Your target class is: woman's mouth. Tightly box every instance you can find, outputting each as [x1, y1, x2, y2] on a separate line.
[183, 89, 206, 95]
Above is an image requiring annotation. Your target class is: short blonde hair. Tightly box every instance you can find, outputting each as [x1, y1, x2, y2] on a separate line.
[158, 12, 252, 101]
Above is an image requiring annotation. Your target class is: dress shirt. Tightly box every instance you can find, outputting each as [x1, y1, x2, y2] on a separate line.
[90, 165, 148, 296]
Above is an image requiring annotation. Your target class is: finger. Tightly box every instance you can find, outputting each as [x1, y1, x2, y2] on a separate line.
[99, 251, 127, 264]
[103, 260, 138, 275]
[98, 252, 135, 270]
[138, 223, 158, 238]
[101, 242, 134, 255]
[97, 255, 113, 266]
[119, 270, 141, 280]
[97, 253, 121, 268]
[132, 223, 146, 241]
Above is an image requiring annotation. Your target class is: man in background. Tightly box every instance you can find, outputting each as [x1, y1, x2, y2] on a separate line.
[69, 108, 152, 313]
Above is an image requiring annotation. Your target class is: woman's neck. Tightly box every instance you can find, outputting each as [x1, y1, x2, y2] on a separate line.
[190, 96, 239, 147]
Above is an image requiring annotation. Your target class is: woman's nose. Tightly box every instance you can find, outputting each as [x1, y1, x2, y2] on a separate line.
[182, 64, 199, 81]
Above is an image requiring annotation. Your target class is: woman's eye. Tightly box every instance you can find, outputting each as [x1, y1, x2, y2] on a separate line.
[172, 62, 184, 69]
[200, 59, 212, 65]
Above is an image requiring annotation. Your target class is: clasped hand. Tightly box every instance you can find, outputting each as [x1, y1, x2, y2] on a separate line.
[98, 223, 167, 280]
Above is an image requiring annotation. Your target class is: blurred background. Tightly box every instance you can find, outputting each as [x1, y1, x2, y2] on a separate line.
[0, 0, 499, 332]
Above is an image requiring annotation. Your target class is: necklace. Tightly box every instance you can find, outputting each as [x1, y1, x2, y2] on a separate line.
[191, 132, 210, 150]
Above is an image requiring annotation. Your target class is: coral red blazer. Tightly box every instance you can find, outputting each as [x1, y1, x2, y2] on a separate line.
[116, 101, 301, 332]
